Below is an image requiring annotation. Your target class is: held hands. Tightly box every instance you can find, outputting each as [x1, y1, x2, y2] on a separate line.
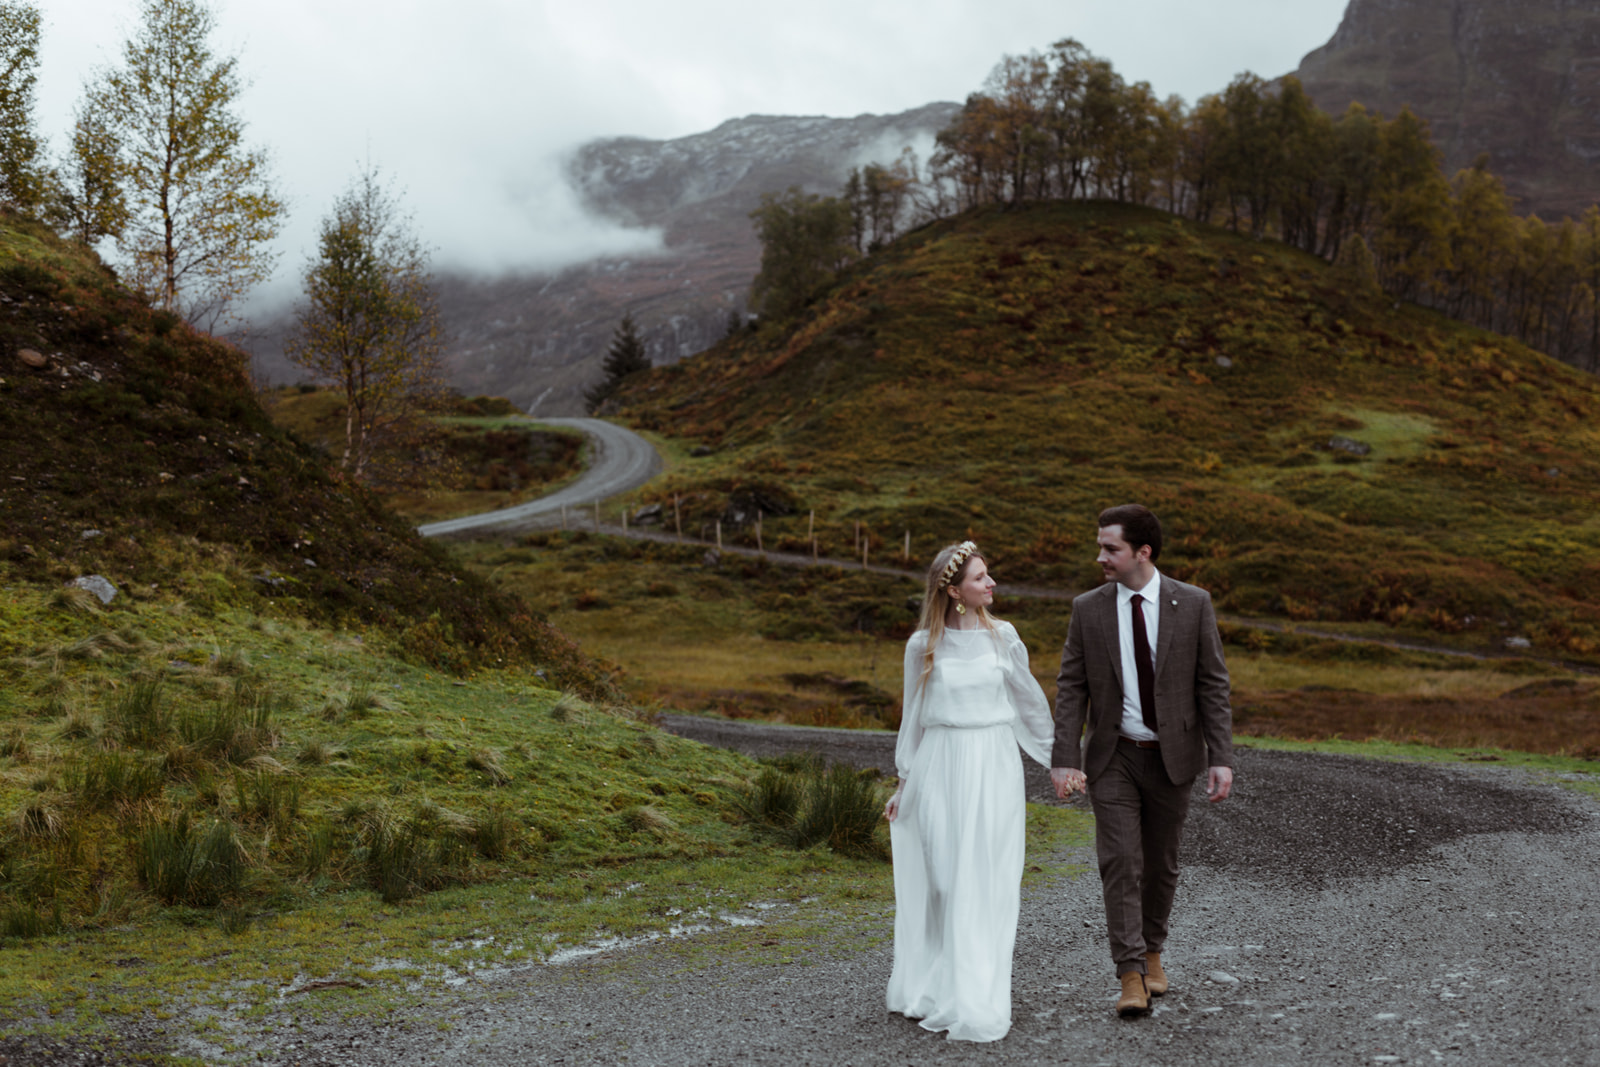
[1207, 765, 1234, 803]
[1050, 767, 1087, 800]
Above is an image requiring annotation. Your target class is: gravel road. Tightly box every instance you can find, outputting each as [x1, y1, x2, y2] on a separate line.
[86, 718, 1590, 1067]
[417, 417, 661, 538]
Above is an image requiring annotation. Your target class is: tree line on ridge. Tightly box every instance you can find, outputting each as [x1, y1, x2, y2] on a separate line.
[751, 39, 1600, 376]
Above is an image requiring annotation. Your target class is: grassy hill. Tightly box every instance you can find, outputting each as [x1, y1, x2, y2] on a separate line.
[0, 214, 988, 1057]
[0, 214, 605, 690]
[614, 201, 1600, 663]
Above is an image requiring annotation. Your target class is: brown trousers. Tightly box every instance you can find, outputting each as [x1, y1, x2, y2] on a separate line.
[1088, 739, 1194, 976]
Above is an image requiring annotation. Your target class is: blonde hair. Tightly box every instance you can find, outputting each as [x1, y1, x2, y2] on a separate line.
[913, 541, 996, 697]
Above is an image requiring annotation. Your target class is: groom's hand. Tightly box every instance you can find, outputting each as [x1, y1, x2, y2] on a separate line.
[1206, 766, 1234, 803]
[1051, 767, 1086, 799]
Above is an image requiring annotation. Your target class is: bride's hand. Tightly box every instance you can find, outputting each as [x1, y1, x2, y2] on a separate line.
[883, 787, 903, 822]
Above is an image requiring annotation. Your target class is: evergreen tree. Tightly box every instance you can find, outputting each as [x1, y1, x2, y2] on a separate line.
[584, 313, 651, 413]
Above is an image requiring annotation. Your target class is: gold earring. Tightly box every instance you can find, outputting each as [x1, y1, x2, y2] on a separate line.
[955, 601, 967, 615]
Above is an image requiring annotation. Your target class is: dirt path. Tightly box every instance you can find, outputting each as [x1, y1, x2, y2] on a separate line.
[131, 718, 1596, 1067]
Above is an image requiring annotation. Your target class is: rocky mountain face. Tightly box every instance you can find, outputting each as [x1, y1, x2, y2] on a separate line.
[1292, 0, 1600, 220]
[250, 104, 957, 415]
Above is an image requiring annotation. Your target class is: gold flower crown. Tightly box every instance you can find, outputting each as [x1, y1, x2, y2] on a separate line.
[938, 541, 979, 587]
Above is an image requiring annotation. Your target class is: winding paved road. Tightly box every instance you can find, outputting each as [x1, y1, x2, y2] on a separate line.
[416, 417, 661, 538]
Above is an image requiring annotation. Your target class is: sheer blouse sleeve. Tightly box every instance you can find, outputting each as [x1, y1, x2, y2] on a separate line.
[894, 631, 929, 781]
[999, 622, 1054, 768]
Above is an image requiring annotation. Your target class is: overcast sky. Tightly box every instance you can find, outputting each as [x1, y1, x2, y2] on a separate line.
[34, 0, 1350, 302]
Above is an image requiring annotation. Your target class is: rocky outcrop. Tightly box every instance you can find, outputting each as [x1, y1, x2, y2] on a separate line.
[1292, 0, 1600, 220]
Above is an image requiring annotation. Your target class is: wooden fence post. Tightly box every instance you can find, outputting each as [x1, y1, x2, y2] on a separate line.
[674, 494, 682, 542]
[862, 536, 869, 569]
[716, 520, 722, 552]
[594, 499, 601, 530]
[808, 509, 814, 542]
[903, 529, 910, 561]
[812, 535, 818, 564]
[756, 510, 764, 556]
[622, 506, 628, 532]
[561, 504, 568, 531]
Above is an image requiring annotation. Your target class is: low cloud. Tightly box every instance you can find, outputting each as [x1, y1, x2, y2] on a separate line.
[33, 0, 1348, 307]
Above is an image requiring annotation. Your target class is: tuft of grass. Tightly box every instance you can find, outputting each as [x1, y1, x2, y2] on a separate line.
[176, 684, 278, 764]
[211, 647, 250, 676]
[301, 819, 336, 877]
[71, 750, 164, 809]
[472, 805, 518, 859]
[49, 587, 102, 616]
[344, 684, 386, 718]
[233, 767, 301, 836]
[110, 678, 170, 747]
[466, 747, 511, 785]
[0, 724, 30, 760]
[1, 900, 61, 942]
[135, 812, 248, 906]
[792, 763, 888, 858]
[294, 738, 345, 766]
[549, 692, 589, 723]
[350, 804, 472, 905]
[620, 804, 676, 840]
[737, 763, 807, 827]
[54, 708, 101, 741]
[12, 801, 64, 840]
[738, 755, 887, 858]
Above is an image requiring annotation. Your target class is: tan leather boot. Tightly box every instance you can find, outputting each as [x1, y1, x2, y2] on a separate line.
[1144, 952, 1169, 996]
[1116, 971, 1151, 1017]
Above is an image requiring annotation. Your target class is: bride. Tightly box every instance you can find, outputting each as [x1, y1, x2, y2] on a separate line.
[883, 540, 1064, 1042]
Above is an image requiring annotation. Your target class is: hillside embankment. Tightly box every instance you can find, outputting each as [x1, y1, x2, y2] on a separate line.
[613, 201, 1600, 667]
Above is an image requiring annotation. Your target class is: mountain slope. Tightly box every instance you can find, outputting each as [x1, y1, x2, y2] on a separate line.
[1293, 0, 1600, 219]
[614, 201, 1600, 661]
[246, 105, 958, 417]
[0, 212, 609, 693]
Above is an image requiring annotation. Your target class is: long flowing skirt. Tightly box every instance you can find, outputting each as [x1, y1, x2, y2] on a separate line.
[885, 723, 1026, 1042]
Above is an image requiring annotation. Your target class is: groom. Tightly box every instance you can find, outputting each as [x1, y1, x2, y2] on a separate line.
[1050, 504, 1234, 1017]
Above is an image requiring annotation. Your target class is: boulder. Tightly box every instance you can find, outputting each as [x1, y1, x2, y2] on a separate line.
[1325, 435, 1371, 456]
[632, 503, 664, 525]
[17, 348, 46, 368]
[69, 575, 118, 605]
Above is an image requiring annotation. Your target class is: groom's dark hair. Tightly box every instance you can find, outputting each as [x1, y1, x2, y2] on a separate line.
[1098, 504, 1163, 563]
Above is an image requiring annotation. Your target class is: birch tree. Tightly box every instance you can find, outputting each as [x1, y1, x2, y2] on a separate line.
[285, 166, 444, 481]
[85, 0, 283, 329]
[0, 0, 45, 210]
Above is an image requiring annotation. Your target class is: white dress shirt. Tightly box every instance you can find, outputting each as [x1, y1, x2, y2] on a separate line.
[1115, 569, 1162, 741]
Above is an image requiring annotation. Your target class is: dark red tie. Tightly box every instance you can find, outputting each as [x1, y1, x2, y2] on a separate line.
[1131, 594, 1158, 734]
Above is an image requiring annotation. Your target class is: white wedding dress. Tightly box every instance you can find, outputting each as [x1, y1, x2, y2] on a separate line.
[886, 620, 1054, 1042]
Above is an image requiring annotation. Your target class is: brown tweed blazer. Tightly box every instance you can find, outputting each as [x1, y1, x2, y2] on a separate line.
[1051, 575, 1234, 785]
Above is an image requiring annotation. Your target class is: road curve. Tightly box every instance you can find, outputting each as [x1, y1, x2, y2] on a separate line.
[417, 417, 662, 538]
